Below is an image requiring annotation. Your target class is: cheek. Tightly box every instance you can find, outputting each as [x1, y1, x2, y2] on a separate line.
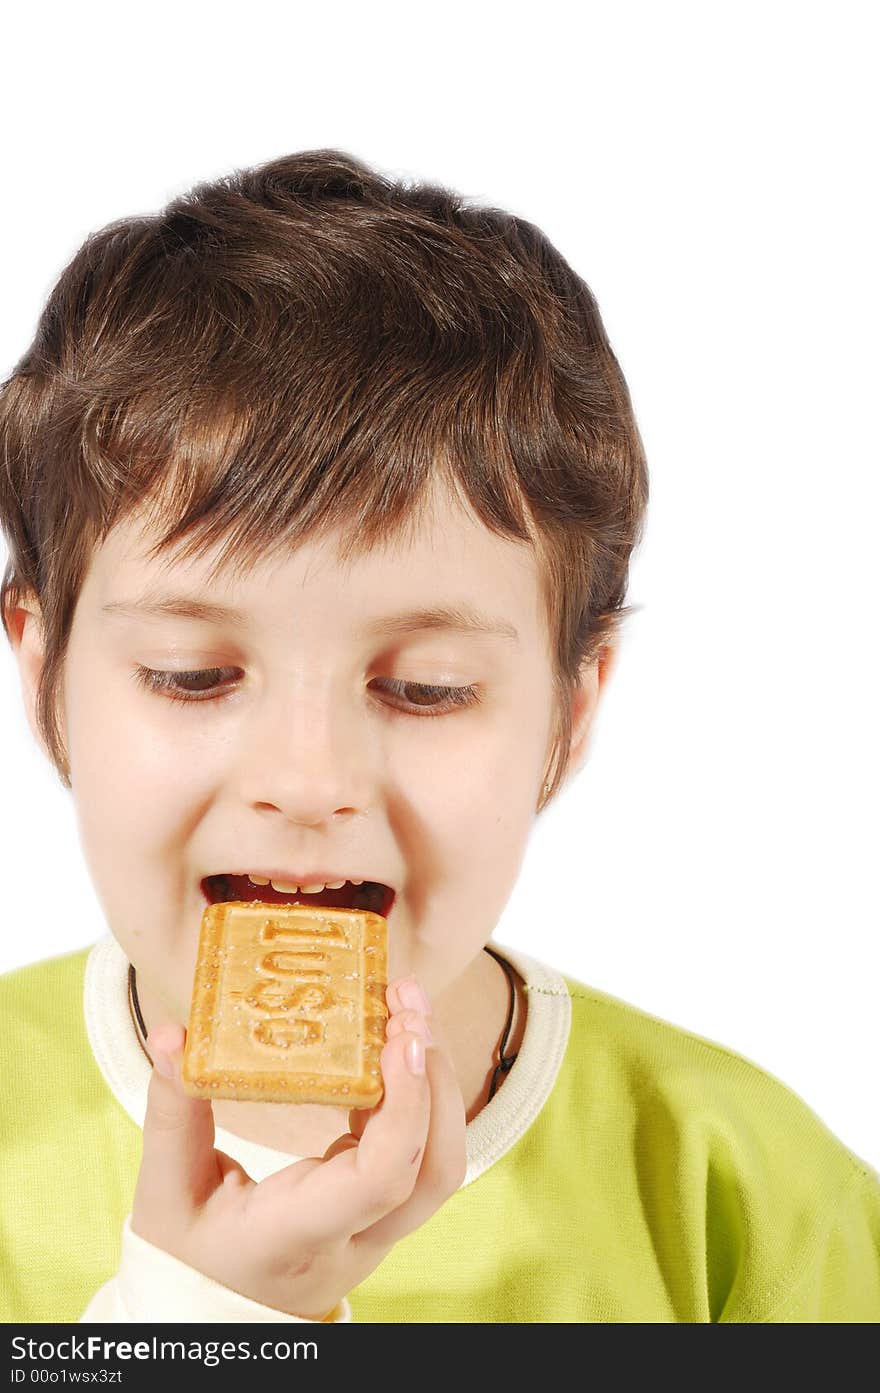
[64, 664, 212, 990]
[391, 679, 548, 805]
[410, 724, 541, 934]
[447, 697, 547, 818]
[64, 657, 211, 877]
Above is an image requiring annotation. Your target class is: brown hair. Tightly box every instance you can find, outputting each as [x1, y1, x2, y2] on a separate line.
[0, 148, 648, 804]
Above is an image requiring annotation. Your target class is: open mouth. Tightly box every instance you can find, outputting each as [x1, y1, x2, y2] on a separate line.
[201, 874, 395, 919]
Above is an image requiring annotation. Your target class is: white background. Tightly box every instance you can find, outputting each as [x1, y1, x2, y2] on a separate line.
[1, 2, 877, 1167]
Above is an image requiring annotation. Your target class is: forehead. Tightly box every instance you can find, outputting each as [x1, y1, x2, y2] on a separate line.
[82, 478, 548, 646]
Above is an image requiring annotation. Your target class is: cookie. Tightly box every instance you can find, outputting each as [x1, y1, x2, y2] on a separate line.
[182, 901, 388, 1106]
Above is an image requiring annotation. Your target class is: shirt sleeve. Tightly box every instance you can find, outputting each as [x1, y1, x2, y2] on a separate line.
[756, 1163, 880, 1322]
[79, 1216, 352, 1323]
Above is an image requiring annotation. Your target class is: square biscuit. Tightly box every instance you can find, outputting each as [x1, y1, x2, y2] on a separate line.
[182, 901, 388, 1107]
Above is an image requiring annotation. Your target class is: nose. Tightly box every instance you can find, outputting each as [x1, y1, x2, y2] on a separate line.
[234, 680, 377, 825]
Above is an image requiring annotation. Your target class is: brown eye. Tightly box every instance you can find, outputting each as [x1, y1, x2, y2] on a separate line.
[132, 666, 240, 702]
[371, 679, 480, 716]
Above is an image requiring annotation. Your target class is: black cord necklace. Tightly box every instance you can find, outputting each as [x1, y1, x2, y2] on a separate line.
[482, 945, 520, 1101]
[127, 963, 150, 1064]
[128, 946, 520, 1098]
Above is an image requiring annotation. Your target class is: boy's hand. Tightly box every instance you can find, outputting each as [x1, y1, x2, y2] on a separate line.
[130, 979, 466, 1320]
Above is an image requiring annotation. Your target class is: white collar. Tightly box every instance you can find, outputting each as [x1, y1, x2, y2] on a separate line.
[84, 933, 571, 1187]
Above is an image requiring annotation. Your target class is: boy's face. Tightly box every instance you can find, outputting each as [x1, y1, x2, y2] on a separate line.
[15, 479, 602, 1023]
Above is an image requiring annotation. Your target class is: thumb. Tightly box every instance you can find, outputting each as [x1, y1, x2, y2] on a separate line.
[134, 1021, 219, 1224]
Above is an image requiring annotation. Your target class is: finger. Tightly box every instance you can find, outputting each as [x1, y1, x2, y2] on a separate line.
[352, 1030, 431, 1179]
[354, 1031, 466, 1250]
[386, 1009, 434, 1042]
[387, 976, 433, 1018]
[255, 1027, 431, 1245]
[345, 985, 433, 1142]
[134, 1022, 221, 1223]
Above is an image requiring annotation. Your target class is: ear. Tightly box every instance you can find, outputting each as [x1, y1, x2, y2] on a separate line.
[564, 641, 618, 781]
[4, 589, 50, 757]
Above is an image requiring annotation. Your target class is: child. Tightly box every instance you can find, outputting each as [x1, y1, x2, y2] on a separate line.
[1, 149, 877, 1324]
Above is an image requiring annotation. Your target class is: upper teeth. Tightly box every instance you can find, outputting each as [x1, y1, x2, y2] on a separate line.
[248, 875, 365, 893]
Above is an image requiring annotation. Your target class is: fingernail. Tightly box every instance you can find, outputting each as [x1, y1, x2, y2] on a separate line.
[406, 1036, 426, 1076]
[153, 1049, 175, 1079]
[398, 978, 431, 1015]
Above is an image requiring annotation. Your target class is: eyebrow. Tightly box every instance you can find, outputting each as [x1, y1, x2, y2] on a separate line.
[99, 595, 520, 643]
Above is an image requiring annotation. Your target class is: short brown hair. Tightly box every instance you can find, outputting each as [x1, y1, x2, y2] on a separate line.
[0, 149, 648, 803]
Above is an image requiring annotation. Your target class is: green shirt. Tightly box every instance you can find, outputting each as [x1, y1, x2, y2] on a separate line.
[1, 946, 878, 1322]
